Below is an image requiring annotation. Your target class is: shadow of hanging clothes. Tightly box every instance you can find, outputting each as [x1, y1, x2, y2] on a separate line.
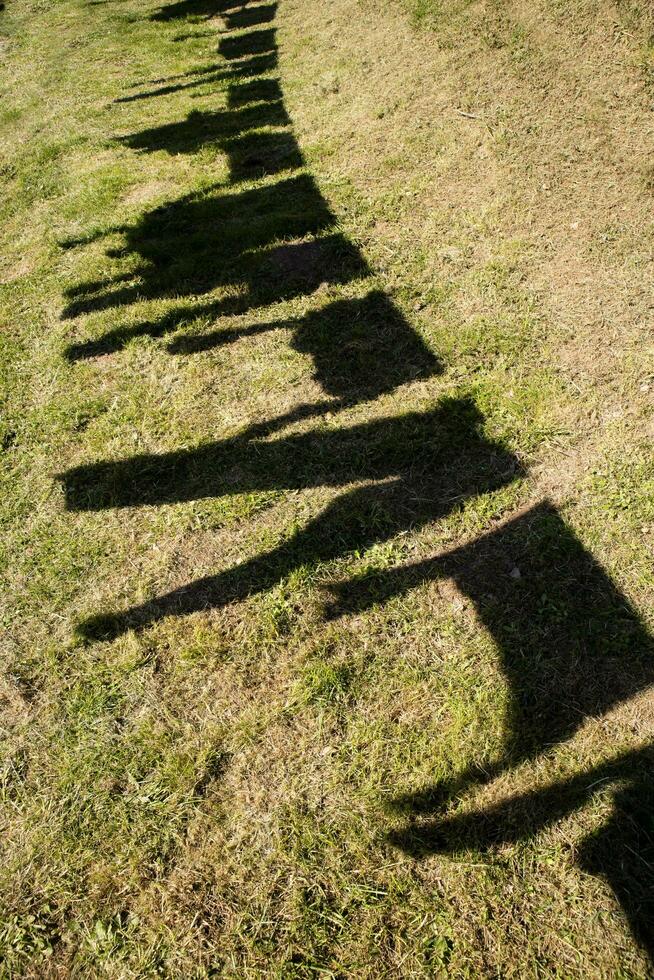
[329, 500, 654, 766]
[119, 104, 304, 183]
[150, 0, 237, 22]
[59, 396, 522, 638]
[330, 501, 654, 957]
[218, 28, 277, 62]
[122, 52, 280, 99]
[223, 2, 276, 30]
[63, 232, 369, 361]
[120, 102, 291, 154]
[169, 290, 441, 400]
[390, 742, 654, 961]
[61, 174, 346, 320]
[114, 72, 283, 107]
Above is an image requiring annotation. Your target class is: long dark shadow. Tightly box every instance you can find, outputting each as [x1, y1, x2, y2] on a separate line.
[335, 502, 654, 957]
[115, 70, 283, 106]
[120, 101, 291, 152]
[62, 175, 345, 318]
[120, 108, 304, 181]
[60, 396, 521, 637]
[169, 291, 440, 398]
[390, 742, 654, 957]
[61, 396, 515, 510]
[330, 501, 654, 760]
[63, 6, 439, 415]
[218, 27, 277, 60]
[61, 2, 654, 959]
[150, 0, 236, 21]
[64, 234, 370, 360]
[223, 2, 276, 29]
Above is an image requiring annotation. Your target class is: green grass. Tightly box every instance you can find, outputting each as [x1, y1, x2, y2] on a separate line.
[1, 0, 654, 975]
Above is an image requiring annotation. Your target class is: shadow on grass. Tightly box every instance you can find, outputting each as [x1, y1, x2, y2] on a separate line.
[61, 395, 522, 635]
[116, 66, 284, 106]
[150, 0, 228, 21]
[120, 100, 291, 151]
[63, 5, 438, 404]
[150, 0, 275, 24]
[332, 502, 654, 958]
[330, 501, 654, 762]
[61, 0, 654, 961]
[395, 741, 654, 954]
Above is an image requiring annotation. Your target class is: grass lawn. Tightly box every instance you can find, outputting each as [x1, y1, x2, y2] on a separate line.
[1, 0, 654, 974]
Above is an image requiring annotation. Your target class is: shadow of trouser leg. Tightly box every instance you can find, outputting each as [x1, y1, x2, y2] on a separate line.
[388, 741, 654, 966]
[78, 554, 283, 641]
[577, 772, 654, 958]
[77, 480, 405, 640]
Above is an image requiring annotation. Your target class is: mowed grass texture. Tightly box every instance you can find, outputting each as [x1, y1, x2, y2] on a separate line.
[1, 0, 654, 975]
